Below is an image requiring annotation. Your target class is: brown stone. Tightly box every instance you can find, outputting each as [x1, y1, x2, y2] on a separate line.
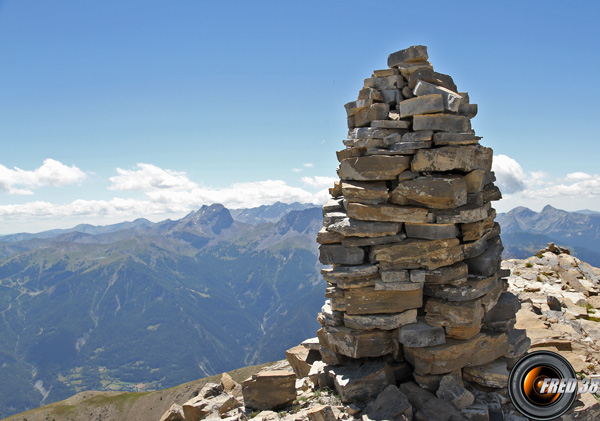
[413, 114, 471, 132]
[241, 370, 296, 410]
[338, 155, 410, 181]
[390, 176, 467, 209]
[317, 326, 394, 358]
[159, 404, 184, 421]
[372, 238, 464, 270]
[412, 145, 493, 172]
[413, 80, 462, 112]
[285, 345, 313, 378]
[407, 67, 440, 90]
[347, 202, 429, 223]
[358, 88, 383, 101]
[364, 75, 404, 91]
[424, 274, 499, 302]
[461, 221, 485, 241]
[342, 233, 406, 247]
[436, 374, 475, 410]
[425, 297, 484, 339]
[342, 180, 388, 204]
[404, 332, 509, 375]
[307, 405, 336, 421]
[362, 385, 413, 420]
[398, 317, 446, 348]
[410, 262, 468, 285]
[464, 169, 487, 193]
[353, 103, 390, 127]
[316, 227, 344, 244]
[343, 286, 423, 315]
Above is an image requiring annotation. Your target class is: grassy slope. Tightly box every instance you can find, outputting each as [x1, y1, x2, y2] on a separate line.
[3, 361, 276, 421]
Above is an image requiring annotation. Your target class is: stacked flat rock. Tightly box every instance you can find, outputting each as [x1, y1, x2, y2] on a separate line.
[316, 45, 525, 394]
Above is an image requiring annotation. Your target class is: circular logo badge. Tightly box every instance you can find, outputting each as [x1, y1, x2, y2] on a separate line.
[508, 350, 577, 420]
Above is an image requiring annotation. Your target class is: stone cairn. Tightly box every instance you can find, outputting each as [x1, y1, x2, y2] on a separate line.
[315, 46, 528, 406]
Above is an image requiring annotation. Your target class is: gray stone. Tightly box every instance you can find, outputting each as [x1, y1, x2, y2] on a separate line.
[433, 132, 481, 146]
[465, 237, 503, 277]
[364, 75, 404, 90]
[463, 360, 509, 388]
[413, 113, 471, 132]
[388, 45, 428, 67]
[339, 155, 411, 181]
[398, 317, 445, 347]
[461, 404, 490, 421]
[425, 297, 484, 340]
[436, 374, 475, 410]
[349, 127, 402, 139]
[358, 87, 384, 101]
[371, 119, 411, 129]
[159, 403, 185, 421]
[329, 360, 395, 403]
[505, 329, 530, 359]
[322, 197, 344, 213]
[373, 68, 399, 77]
[344, 309, 417, 331]
[402, 130, 434, 141]
[547, 295, 562, 311]
[400, 381, 436, 410]
[373, 238, 464, 270]
[342, 233, 407, 247]
[362, 385, 413, 421]
[424, 274, 499, 301]
[435, 203, 491, 224]
[323, 211, 347, 226]
[388, 141, 432, 154]
[321, 264, 379, 281]
[374, 278, 423, 291]
[317, 300, 344, 327]
[412, 145, 493, 172]
[398, 94, 444, 118]
[344, 98, 373, 116]
[405, 223, 458, 240]
[483, 292, 521, 325]
[328, 217, 402, 238]
[432, 72, 458, 93]
[408, 67, 440, 90]
[316, 227, 344, 244]
[336, 147, 363, 162]
[381, 89, 402, 106]
[415, 397, 463, 421]
[413, 80, 463, 112]
[319, 244, 365, 265]
[381, 269, 410, 283]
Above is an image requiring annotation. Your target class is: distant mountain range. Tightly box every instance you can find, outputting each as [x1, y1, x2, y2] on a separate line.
[497, 205, 600, 266]
[0, 202, 322, 418]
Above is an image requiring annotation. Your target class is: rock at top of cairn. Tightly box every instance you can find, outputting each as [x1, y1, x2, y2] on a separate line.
[388, 45, 429, 67]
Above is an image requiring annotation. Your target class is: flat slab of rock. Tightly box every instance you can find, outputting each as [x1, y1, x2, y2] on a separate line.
[347, 202, 429, 223]
[433, 132, 481, 146]
[317, 326, 394, 358]
[344, 309, 417, 330]
[390, 176, 467, 209]
[413, 80, 462, 112]
[404, 332, 508, 375]
[463, 359, 509, 388]
[398, 94, 444, 118]
[398, 317, 445, 347]
[342, 180, 388, 204]
[241, 370, 296, 411]
[343, 286, 423, 314]
[388, 45, 428, 67]
[411, 145, 493, 172]
[329, 360, 395, 403]
[436, 374, 474, 410]
[328, 217, 402, 238]
[411, 262, 468, 284]
[372, 238, 464, 270]
[319, 244, 365, 265]
[405, 222, 458, 240]
[339, 155, 410, 181]
[413, 114, 471, 132]
[425, 297, 484, 340]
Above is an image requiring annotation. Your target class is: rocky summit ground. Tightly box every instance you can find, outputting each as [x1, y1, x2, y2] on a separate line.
[5, 245, 600, 421]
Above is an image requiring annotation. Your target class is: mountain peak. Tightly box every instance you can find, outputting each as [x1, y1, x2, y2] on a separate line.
[183, 204, 233, 234]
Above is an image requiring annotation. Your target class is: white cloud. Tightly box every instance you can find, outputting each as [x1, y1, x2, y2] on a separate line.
[301, 176, 337, 189]
[0, 159, 86, 195]
[109, 163, 197, 191]
[492, 154, 600, 212]
[303, 163, 314, 168]
[292, 168, 302, 173]
[492, 155, 526, 194]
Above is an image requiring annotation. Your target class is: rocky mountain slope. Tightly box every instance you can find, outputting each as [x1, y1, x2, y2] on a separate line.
[7, 246, 600, 421]
[497, 205, 600, 266]
[0, 204, 323, 419]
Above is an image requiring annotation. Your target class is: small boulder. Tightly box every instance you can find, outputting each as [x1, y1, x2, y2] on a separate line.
[241, 370, 296, 411]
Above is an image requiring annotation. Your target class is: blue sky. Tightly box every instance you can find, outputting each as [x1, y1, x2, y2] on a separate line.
[1, 0, 599, 234]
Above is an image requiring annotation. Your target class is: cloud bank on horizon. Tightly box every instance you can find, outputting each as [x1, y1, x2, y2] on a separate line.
[0, 155, 599, 234]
